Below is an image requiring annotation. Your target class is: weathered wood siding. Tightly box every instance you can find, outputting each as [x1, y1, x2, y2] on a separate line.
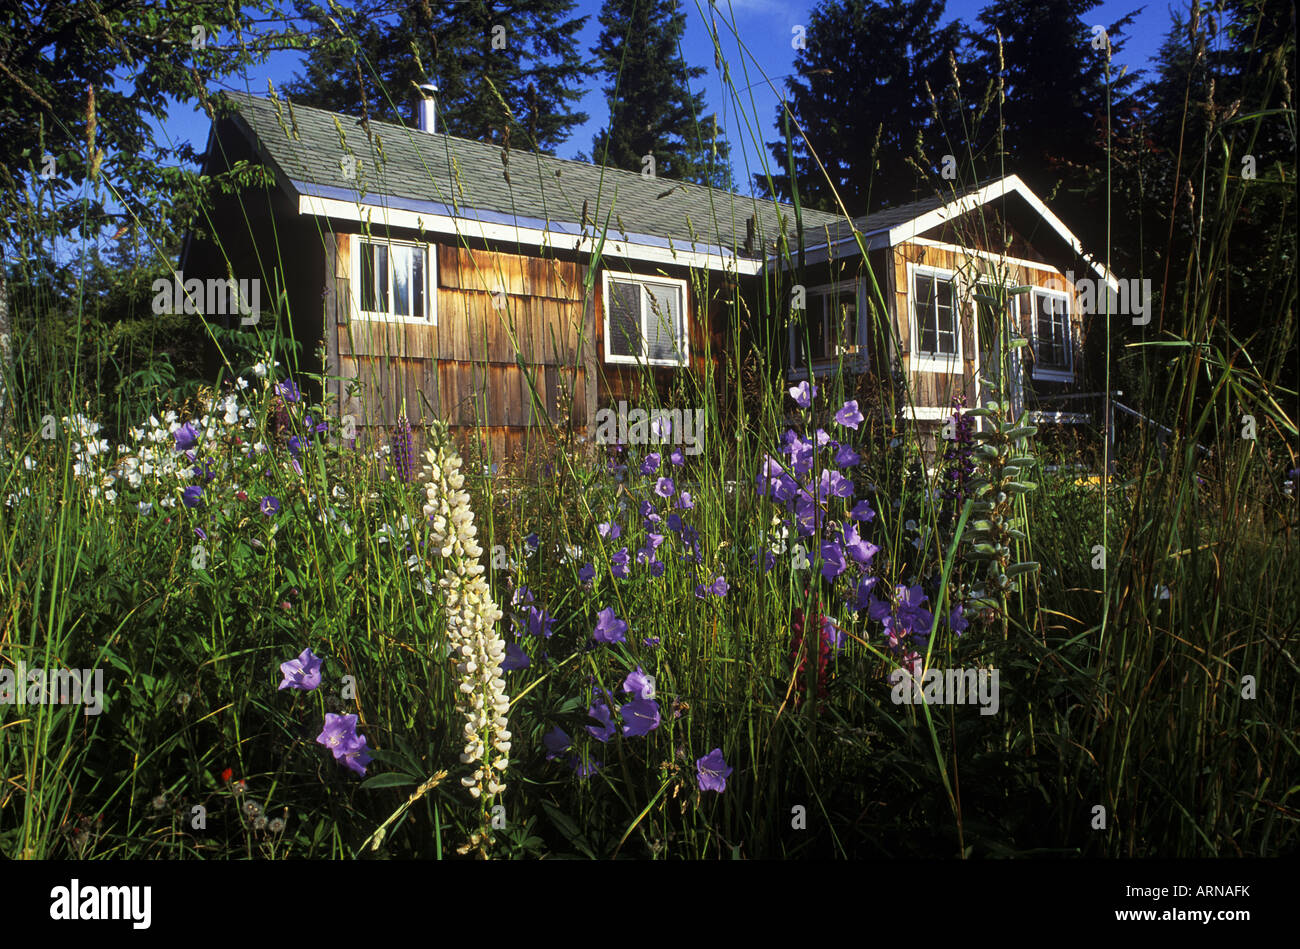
[891, 240, 1088, 412]
[591, 262, 715, 410]
[326, 236, 592, 463]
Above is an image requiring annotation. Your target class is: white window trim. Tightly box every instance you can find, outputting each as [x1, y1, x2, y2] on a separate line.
[787, 278, 869, 380]
[907, 262, 963, 374]
[351, 236, 436, 325]
[601, 270, 689, 367]
[1028, 287, 1074, 381]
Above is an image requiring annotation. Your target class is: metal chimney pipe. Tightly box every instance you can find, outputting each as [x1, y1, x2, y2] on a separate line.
[416, 82, 438, 133]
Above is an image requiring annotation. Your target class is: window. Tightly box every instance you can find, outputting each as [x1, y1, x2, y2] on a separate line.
[1027, 288, 1072, 378]
[909, 265, 961, 371]
[355, 238, 434, 323]
[602, 271, 688, 366]
[788, 282, 867, 377]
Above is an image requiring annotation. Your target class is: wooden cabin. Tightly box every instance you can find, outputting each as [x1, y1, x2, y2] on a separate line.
[181, 90, 1120, 465]
[775, 177, 1121, 446]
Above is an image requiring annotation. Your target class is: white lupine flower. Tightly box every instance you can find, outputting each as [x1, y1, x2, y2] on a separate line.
[423, 431, 511, 823]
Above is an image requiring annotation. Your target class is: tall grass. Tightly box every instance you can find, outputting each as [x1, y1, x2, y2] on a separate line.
[0, 7, 1294, 859]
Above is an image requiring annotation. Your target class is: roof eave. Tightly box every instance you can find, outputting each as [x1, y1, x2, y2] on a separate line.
[295, 188, 764, 275]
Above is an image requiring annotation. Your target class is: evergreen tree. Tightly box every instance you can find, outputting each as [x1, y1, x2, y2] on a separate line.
[965, 0, 1140, 248]
[283, 0, 592, 153]
[589, 0, 733, 188]
[756, 0, 962, 216]
[0, 0, 288, 429]
[1125, 0, 1295, 348]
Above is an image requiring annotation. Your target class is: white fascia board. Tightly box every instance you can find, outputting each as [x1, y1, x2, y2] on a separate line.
[297, 194, 761, 275]
[886, 175, 1120, 291]
[905, 236, 1065, 276]
[887, 177, 1017, 247]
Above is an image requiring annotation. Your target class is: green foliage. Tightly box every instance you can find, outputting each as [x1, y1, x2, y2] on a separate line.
[588, 0, 733, 187]
[282, 0, 593, 154]
[758, 0, 961, 213]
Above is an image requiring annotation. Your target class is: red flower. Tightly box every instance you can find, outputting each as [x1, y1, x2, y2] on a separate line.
[790, 601, 833, 708]
[220, 767, 233, 783]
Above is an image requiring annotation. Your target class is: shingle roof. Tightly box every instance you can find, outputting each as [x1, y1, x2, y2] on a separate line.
[216, 90, 852, 261]
[808, 179, 1004, 247]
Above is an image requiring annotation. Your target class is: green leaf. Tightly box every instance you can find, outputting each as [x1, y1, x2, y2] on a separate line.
[1005, 562, 1040, 577]
[542, 801, 596, 858]
[361, 772, 419, 790]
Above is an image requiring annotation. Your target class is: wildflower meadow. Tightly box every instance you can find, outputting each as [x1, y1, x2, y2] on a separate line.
[0, 0, 1295, 887]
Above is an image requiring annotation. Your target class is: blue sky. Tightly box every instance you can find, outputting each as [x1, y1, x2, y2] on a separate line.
[156, 0, 1174, 196]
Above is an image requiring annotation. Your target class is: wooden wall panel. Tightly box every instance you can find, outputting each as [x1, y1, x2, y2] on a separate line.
[891, 240, 1087, 412]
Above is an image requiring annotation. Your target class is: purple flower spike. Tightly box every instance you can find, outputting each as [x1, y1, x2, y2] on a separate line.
[620, 697, 661, 737]
[834, 400, 864, 430]
[597, 521, 621, 541]
[578, 563, 596, 584]
[182, 485, 203, 508]
[278, 647, 323, 691]
[593, 607, 628, 644]
[696, 748, 733, 793]
[276, 380, 301, 402]
[260, 495, 280, 516]
[654, 476, 675, 499]
[640, 453, 661, 476]
[392, 416, 415, 483]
